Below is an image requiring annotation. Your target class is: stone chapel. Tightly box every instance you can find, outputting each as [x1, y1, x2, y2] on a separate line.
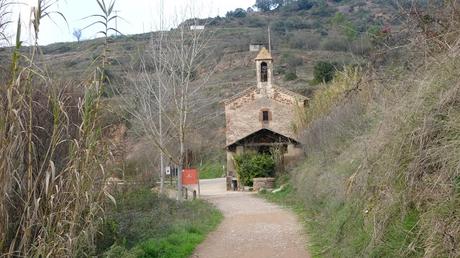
[223, 47, 307, 188]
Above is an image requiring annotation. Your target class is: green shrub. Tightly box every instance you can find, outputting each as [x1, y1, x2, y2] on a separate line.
[226, 8, 247, 18]
[331, 12, 358, 41]
[311, 2, 336, 17]
[255, 0, 281, 12]
[313, 61, 338, 83]
[234, 152, 275, 186]
[297, 0, 314, 10]
[284, 71, 298, 81]
[281, 0, 313, 12]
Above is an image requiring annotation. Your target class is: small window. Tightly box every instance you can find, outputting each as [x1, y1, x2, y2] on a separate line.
[262, 110, 269, 122]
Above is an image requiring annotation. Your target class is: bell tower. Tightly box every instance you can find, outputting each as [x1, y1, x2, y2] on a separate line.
[255, 47, 273, 91]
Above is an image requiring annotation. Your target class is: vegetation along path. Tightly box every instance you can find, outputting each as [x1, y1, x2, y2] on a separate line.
[192, 178, 310, 258]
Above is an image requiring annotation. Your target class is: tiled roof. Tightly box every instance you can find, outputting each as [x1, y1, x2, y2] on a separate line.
[273, 85, 308, 101]
[222, 85, 308, 105]
[221, 86, 257, 105]
[255, 47, 273, 60]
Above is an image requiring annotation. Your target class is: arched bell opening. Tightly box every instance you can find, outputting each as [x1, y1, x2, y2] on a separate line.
[260, 62, 268, 82]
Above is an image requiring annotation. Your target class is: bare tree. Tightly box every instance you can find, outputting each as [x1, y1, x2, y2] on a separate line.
[123, 7, 215, 199]
[72, 28, 82, 42]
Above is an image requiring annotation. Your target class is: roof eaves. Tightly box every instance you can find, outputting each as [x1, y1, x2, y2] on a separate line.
[221, 86, 257, 105]
[273, 85, 309, 101]
[225, 128, 301, 148]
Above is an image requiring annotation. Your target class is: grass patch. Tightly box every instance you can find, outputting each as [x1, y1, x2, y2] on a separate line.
[260, 182, 370, 258]
[371, 209, 422, 257]
[199, 162, 224, 179]
[97, 188, 223, 257]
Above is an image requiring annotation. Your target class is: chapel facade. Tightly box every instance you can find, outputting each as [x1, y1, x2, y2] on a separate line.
[223, 47, 307, 189]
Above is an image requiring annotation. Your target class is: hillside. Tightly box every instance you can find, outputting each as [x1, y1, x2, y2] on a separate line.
[264, 53, 460, 256]
[259, 1, 460, 257]
[0, 0, 399, 170]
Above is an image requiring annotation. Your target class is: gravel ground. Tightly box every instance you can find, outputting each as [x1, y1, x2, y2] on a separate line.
[192, 178, 310, 258]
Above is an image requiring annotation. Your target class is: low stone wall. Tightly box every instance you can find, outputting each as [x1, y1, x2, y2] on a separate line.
[253, 177, 276, 191]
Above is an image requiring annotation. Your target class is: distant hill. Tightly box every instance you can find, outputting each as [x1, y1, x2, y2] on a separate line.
[0, 0, 399, 162]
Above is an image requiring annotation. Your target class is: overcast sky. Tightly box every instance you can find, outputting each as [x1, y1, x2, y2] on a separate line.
[9, 0, 255, 46]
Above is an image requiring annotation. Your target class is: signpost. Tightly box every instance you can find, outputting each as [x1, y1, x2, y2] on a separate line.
[181, 168, 200, 199]
[165, 166, 171, 175]
[182, 168, 198, 185]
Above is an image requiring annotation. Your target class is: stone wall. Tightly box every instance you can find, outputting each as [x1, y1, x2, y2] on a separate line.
[253, 177, 276, 191]
[225, 87, 303, 146]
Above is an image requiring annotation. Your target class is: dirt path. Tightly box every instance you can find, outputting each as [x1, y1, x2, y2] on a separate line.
[192, 178, 310, 258]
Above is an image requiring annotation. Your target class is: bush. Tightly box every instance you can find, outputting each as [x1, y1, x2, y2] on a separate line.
[284, 71, 298, 81]
[320, 37, 349, 51]
[246, 16, 267, 27]
[331, 12, 358, 41]
[297, 0, 314, 10]
[272, 20, 287, 34]
[226, 8, 247, 18]
[255, 0, 282, 12]
[288, 32, 320, 50]
[311, 2, 336, 17]
[234, 152, 275, 186]
[313, 61, 338, 83]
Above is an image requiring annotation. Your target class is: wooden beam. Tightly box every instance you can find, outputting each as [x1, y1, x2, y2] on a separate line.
[242, 142, 288, 147]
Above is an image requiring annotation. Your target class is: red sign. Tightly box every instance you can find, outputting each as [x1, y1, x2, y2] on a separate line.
[182, 169, 199, 185]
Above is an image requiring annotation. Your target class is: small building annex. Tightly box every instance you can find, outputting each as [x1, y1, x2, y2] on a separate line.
[223, 47, 307, 187]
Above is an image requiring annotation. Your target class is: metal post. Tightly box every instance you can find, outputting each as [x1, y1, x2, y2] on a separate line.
[268, 25, 271, 53]
[185, 187, 188, 200]
[177, 166, 183, 201]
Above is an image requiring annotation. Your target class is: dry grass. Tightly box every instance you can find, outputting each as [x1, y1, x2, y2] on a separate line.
[287, 3, 460, 256]
[359, 55, 460, 257]
[289, 53, 460, 256]
[0, 1, 115, 256]
[293, 65, 365, 134]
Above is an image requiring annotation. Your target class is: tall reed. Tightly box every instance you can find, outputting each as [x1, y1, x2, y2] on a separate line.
[0, 0, 114, 256]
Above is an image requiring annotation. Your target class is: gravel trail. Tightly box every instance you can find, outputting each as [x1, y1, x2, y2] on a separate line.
[191, 178, 310, 258]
